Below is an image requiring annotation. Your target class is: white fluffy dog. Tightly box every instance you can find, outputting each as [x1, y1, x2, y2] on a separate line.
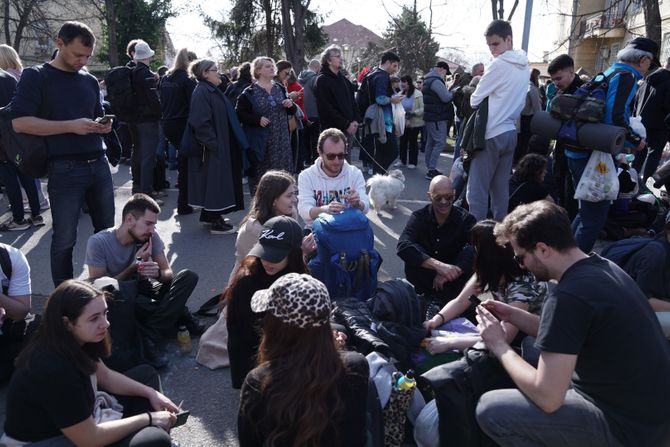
[366, 169, 406, 213]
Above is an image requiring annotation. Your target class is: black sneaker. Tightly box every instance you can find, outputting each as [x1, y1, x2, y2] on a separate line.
[180, 311, 206, 336]
[30, 215, 45, 227]
[425, 169, 437, 180]
[211, 220, 237, 235]
[0, 218, 31, 231]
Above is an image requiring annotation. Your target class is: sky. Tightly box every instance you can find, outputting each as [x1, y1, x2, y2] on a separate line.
[167, 0, 565, 67]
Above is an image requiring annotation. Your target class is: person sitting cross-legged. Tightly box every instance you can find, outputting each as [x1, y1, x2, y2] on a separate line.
[85, 193, 201, 368]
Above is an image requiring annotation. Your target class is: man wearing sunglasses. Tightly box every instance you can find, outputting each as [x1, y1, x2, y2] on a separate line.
[298, 128, 369, 229]
[397, 175, 475, 304]
[475, 200, 670, 446]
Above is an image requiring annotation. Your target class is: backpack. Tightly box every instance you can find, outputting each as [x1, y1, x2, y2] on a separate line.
[368, 279, 422, 327]
[600, 236, 658, 267]
[356, 70, 377, 117]
[105, 66, 139, 123]
[309, 208, 382, 301]
[550, 70, 623, 150]
[0, 65, 50, 178]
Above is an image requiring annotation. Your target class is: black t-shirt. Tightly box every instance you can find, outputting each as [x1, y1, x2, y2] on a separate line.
[536, 255, 670, 446]
[238, 350, 369, 447]
[508, 178, 548, 212]
[4, 346, 94, 442]
[10, 63, 104, 159]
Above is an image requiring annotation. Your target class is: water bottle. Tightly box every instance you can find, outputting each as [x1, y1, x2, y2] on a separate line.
[176, 326, 192, 354]
[397, 369, 416, 390]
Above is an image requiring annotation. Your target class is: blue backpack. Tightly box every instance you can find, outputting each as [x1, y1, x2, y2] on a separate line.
[309, 208, 382, 301]
[600, 236, 657, 267]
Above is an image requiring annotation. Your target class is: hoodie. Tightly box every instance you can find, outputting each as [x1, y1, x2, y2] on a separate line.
[636, 67, 670, 131]
[297, 159, 369, 228]
[470, 49, 529, 139]
[298, 69, 319, 119]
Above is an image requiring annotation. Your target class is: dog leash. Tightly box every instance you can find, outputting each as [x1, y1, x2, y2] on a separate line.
[351, 132, 389, 176]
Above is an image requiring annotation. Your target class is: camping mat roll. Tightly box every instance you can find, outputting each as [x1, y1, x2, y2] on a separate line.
[531, 111, 626, 155]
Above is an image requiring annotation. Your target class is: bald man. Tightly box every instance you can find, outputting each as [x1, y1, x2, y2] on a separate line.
[397, 176, 476, 304]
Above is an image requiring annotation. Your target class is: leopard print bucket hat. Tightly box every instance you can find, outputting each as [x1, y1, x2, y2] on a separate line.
[250, 273, 331, 329]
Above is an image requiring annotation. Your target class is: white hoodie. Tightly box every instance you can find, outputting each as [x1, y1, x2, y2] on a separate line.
[298, 159, 369, 228]
[470, 49, 530, 139]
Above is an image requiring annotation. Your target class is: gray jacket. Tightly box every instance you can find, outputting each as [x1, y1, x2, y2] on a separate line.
[298, 69, 319, 119]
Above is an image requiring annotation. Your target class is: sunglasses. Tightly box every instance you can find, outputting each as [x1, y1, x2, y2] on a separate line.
[324, 152, 347, 161]
[430, 193, 456, 203]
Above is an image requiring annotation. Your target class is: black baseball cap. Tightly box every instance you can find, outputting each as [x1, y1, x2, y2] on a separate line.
[248, 216, 303, 263]
[627, 37, 660, 67]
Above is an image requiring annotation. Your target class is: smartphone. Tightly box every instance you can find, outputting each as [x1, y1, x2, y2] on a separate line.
[468, 295, 482, 307]
[95, 114, 115, 124]
[174, 410, 190, 427]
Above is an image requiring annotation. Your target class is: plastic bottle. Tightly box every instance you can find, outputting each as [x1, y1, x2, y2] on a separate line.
[176, 326, 192, 354]
[397, 369, 416, 390]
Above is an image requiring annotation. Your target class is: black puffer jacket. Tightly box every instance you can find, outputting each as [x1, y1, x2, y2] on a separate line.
[331, 298, 392, 358]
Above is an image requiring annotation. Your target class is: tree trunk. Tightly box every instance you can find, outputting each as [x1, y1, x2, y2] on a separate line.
[104, 0, 118, 66]
[280, 0, 295, 65]
[262, 0, 273, 57]
[643, 0, 662, 50]
[291, 0, 306, 71]
[4, 0, 11, 45]
[12, 0, 39, 50]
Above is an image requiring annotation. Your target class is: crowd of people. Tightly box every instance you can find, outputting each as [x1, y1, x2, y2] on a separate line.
[0, 15, 669, 447]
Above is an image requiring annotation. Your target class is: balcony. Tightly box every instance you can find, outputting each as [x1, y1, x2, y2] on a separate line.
[581, 12, 626, 39]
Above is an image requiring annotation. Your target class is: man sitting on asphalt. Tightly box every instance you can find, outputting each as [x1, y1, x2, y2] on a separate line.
[397, 175, 475, 304]
[85, 193, 201, 367]
[298, 128, 369, 229]
[476, 200, 670, 447]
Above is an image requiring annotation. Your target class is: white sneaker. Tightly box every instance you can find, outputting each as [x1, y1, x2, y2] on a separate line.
[408, 164, 416, 169]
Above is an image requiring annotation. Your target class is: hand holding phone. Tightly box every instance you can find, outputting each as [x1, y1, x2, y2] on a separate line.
[468, 295, 482, 307]
[95, 114, 115, 125]
[173, 410, 190, 427]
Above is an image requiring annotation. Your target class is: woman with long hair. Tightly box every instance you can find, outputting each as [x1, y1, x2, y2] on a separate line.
[236, 57, 297, 194]
[187, 58, 246, 234]
[228, 169, 315, 284]
[238, 273, 368, 446]
[160, 47, 197, 215]
[226, 216, 308, 388]
[423, 219, 548, 354]
[2, 280, 178, 446]
[0, 44, 22, 80]
[396, 75, 424, 168]
[508, 153, 554, 213]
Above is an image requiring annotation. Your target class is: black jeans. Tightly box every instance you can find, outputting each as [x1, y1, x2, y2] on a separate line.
[364, 131, 398, 174]
[399, 126, 420, 165]
[0, 161, 40, 221]
[163, 119, 188, 210]
[135, 269, 198, 343]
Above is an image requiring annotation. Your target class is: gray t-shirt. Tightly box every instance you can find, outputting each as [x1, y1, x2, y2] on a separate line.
[85, 228, 165, 277]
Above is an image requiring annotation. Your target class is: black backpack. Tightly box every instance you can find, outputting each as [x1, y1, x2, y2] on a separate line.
[0, 64, 50, 178]
[356, 70, 377, 117]
[105, 66, 139, 123]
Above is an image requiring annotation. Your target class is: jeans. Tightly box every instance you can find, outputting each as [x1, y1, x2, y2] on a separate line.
[129, 122, 159, 194]
[568, 156, 611, 252]
[424, 120, 447, 170]
[48, 156, 115, 286]
[476, 388, 623, 447]
[0, 161, 40, 221]
[466, 130, 516, 221]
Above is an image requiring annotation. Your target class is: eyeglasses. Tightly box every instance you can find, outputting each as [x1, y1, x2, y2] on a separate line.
[430, 193, 456, 203]
[324, 152, 347, 160]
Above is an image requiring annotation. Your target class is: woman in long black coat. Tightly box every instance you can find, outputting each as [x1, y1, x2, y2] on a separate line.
[187, 58, 248, 234]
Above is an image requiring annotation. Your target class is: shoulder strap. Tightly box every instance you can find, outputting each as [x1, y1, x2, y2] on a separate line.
[0, 245, 12, 281]
[35, 64, 50, 119]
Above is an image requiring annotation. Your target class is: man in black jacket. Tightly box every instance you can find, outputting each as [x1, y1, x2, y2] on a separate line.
[128, 40, 162, 200]
[397, 176, 475, 304]
[546, 54, 584, 220]
[633, 57, 670, 181]
[314, 45, 360, 153]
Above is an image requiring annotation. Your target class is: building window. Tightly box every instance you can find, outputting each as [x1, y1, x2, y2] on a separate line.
[662, 32, 670, 64]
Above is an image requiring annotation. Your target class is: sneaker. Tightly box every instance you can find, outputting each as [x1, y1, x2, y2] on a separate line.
[393, 160, 404, 168]
[211, 220, 237, 235]
[425, 169, 437, 180]
[1, 218, 31, 231]
[30, 215, 45, 227]
[408, 164, 416, 169]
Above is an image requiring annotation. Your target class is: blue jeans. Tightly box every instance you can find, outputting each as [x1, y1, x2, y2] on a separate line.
[48, 156, 115, 286]
[568, 156, 611, 253]
[0, 161, 40, 221]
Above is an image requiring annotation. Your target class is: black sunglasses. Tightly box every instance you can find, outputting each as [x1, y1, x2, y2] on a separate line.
[430, 193, 456, 203]
[324, 152, 347, 160]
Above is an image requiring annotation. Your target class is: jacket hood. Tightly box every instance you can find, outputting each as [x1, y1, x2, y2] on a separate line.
[298, 69, 317, 84]
[497, 49, 529, 68]
[424, 70, 445, 81]
[646, 67, 670, 87]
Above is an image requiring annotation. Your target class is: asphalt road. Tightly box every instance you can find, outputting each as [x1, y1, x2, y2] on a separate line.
[0, 147, 456, 446]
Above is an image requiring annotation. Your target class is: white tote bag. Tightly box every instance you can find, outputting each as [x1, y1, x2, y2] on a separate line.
[574, 151, 619, 202]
